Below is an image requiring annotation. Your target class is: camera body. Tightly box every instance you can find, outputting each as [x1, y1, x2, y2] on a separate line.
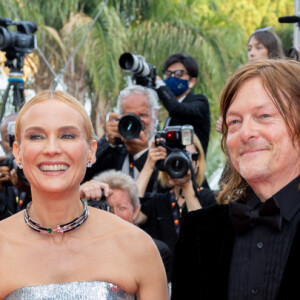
[119, 52, 157, 88]
[155, 125, 194, 178]
[87, 194, 110, 212]
[117, 113, 144, 140]
[0, 17, 37, 69]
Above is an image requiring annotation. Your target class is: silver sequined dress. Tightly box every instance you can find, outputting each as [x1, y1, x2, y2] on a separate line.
[4, 281, 136, 300]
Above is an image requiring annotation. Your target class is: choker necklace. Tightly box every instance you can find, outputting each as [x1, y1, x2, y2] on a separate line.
[24, 200, 89, 234]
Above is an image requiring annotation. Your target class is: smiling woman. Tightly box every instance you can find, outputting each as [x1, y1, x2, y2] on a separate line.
[0, 90, 168, 300]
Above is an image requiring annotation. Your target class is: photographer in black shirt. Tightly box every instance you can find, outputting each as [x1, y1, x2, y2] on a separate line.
[155, 53, 210, 156]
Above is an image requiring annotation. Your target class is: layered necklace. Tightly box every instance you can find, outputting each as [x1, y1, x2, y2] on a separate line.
[24, 200, 89, 234]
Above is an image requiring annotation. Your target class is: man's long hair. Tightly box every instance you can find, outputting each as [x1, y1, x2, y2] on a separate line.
[218, 59, 300, 204]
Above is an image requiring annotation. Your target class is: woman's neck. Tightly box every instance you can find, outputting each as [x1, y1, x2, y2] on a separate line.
[28, 189, 83, 228]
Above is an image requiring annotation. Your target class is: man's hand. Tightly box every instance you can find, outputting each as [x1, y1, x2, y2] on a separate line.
[105, 112, 121, 145]
[145, 139, 167, 170]
[80, 180, 112, 200]
[123, 130, 149, 155]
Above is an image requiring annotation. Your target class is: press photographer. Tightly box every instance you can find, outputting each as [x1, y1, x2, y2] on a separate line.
[0, 114, 31, 220]
[135, 132, 216, 254]
[119, 52, 211, 160]
[82, 85, 161, 194]
[156, 53, 211, 157]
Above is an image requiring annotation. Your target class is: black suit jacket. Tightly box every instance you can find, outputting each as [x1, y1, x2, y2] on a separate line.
[83, 135, 148, 181]
[171, 203, 300, 300]
[82, 135, 159, 193]
[156, 86, 210, 155]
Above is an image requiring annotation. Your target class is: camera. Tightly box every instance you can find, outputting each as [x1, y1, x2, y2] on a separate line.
[0, 17, 37, 69]
[119, 52, 157, 88]
[155, 125, 194, 179]
[117, 113, 145, 140]
[87, 193, 110, 212]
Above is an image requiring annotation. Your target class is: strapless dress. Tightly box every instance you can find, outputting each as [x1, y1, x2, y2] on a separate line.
[4, 281, 136, 300]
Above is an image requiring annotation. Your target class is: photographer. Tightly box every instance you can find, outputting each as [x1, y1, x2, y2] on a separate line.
[155, 53, 211, 156]
[82, 85, 161, 192]
[81, 170, 173, 285]
[135, 134, 215, 254]
[0, 113, 30, 220]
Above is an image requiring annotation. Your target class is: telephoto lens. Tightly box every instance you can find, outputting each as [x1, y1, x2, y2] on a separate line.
[119, 52, 150, 77]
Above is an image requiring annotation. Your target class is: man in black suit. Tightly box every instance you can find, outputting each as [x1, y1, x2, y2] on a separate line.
[81, 85, 160, 195]
[155, 53, 210, 155]
[171, 59, 300, 299]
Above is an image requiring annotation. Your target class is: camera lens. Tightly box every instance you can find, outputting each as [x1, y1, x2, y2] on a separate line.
[119, 52, 150, 77]
[118, 113, 143, 140]
[164, 151, 191, 179]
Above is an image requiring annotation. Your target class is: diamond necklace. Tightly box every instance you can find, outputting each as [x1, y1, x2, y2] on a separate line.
[24, 200, 89, 234]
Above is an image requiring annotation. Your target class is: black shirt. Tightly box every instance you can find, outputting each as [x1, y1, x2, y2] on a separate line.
[156, 86, 211, 155]
[140, 187, 216, 253]
[229, 176, 300, 300]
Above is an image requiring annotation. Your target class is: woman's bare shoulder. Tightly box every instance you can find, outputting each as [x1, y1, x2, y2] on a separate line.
[88, 207, 156, 249]
[0, 212, 24, 235]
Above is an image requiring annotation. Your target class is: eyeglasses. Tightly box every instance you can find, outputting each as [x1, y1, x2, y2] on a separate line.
[163, 69, 189, 78]
[253, 26, 273, 33]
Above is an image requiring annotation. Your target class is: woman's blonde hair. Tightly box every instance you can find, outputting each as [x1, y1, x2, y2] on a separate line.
[15, 90, 95, 144]
[158, 134, 206, 188]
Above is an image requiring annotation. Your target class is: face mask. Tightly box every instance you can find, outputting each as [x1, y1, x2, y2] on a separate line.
[164, 77, 189, 97]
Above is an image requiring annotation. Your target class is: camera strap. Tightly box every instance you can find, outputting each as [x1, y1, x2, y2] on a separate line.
[169, 189, 185, 236]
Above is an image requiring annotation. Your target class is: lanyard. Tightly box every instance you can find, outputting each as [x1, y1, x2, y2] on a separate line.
[169, 189, 184, 236]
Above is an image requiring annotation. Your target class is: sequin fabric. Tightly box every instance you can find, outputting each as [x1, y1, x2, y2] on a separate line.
[4, 281, 136, 300]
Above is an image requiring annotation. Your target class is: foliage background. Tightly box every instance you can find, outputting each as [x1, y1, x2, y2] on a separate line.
[0, 0, 295, 182]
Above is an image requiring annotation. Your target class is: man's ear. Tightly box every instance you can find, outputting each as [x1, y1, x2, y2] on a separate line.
[189, 77, 197, 89]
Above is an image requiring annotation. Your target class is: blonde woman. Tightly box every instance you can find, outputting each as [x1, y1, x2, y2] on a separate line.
[0, 90, 168, 300]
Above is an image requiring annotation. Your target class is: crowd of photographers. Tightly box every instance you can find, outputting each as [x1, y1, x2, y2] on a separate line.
[77, 53, 215, 296]
[80, 52, 215, 253]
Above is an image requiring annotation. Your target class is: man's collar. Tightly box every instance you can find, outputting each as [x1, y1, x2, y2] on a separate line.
[273, 175, 300, 221]
[246, 176, 300, 222]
